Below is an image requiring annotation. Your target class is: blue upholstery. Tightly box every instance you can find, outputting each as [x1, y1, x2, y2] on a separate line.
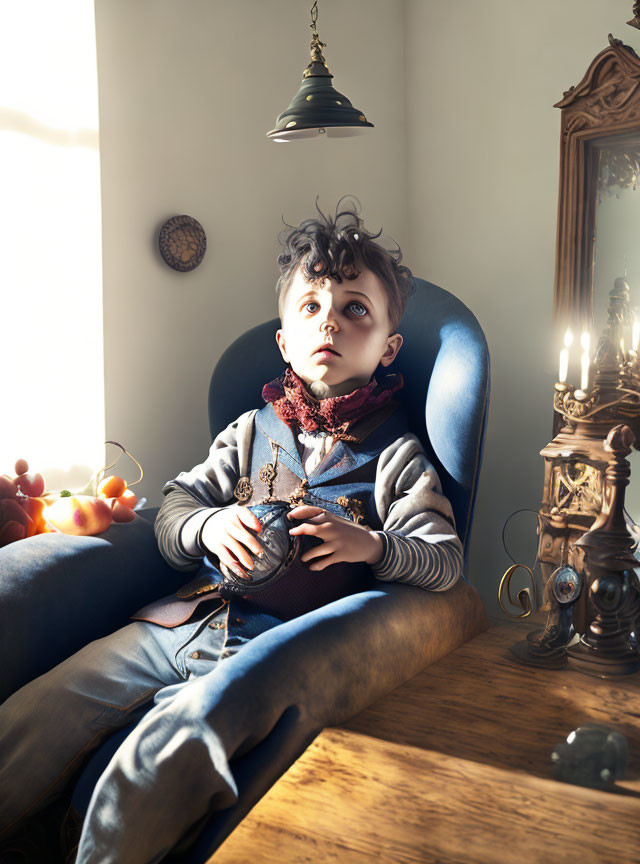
[210, 278, 490, 565]
[0, 277, 490, 862]
[0, 511, 175, 702]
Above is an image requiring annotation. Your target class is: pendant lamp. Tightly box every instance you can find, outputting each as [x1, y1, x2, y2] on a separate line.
[266, 1, 373, 142]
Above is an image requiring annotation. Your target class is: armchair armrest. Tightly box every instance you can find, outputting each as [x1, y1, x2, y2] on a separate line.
[71, 579, 489, 863]
[0, 512, 185, 702]
[185, 579, 489, 860]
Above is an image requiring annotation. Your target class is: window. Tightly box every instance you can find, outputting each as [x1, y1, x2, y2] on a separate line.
[0, 1, 104, 491]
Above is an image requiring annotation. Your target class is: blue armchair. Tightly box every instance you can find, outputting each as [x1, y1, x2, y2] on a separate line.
[0, 277, 490, 862]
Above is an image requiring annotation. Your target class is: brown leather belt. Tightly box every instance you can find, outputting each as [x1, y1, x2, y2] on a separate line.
[131, 575, 226, 628]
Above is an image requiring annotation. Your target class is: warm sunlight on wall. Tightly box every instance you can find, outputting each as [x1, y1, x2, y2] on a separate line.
[0, 1, 105, 491]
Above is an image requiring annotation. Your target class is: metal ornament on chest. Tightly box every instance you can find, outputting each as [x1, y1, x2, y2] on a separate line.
[259, 463, 277, 502]
[258, 440, 281, 504]
[337, 495, 366, 524]
[288, 478, 310, 506]
[233, 476, 253, 503]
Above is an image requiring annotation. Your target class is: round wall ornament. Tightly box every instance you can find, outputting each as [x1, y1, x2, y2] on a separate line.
[158, 215, 207, 272]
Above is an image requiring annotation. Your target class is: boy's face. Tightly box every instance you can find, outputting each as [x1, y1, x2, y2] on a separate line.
[276, 265, 403, 399]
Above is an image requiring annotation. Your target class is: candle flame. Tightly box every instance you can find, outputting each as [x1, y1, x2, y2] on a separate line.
[559, 348, 569, 384]
[580, 330, 590, 351]
[563, 328, 574, 349]
[580, 352, 590, 391]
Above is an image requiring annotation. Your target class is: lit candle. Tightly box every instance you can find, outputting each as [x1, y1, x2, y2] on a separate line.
[580, 330, 590, 391]
[633, 314, 640, 352]
[558, 328, 573, 383]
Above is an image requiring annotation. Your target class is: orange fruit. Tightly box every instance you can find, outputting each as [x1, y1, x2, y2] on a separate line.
[116, 488, 138, 510]
[17, 497, 47, 535]
[97, 475, 127, 499]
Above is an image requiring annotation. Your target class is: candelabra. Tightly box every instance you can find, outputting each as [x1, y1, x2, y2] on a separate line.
[555, 278, 640, 433]
[503, 277, 640, 676]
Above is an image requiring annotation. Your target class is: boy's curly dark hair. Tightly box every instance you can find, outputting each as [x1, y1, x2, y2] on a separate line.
[276, 196, 414, 333]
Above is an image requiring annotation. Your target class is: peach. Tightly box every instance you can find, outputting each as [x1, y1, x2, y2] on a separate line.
[45, 495, 113, 536]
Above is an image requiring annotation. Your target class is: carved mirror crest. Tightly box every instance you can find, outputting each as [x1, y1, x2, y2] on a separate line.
[554, 34, 640, 325]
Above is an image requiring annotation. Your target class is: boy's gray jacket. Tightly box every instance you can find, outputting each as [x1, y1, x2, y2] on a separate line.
[156, 402, 463, 594]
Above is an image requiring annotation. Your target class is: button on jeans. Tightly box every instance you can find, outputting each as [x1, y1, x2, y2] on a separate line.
[0, 600, 234, 841]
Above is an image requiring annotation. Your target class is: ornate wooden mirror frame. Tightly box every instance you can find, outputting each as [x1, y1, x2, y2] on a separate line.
[554, 33, 640, 324]
[501, 14, 640, 667]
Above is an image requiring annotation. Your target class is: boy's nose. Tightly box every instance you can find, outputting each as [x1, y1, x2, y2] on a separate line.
[320, 314, 339, 335]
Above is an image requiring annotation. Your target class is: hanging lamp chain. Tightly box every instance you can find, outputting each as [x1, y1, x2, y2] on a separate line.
[308, 0, 327, 66]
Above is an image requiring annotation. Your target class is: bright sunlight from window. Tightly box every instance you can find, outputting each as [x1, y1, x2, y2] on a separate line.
[0, 1, 105, 492]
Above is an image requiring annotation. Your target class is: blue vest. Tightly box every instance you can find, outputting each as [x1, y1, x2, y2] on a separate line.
[133, 401, 410, 654]
[249, 402, 408, 526]
[219, 402, 409, 630]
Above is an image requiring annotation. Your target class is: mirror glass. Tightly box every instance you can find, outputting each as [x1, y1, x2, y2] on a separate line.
[592, 132, 640, 332]
[592, 131, 640, 520]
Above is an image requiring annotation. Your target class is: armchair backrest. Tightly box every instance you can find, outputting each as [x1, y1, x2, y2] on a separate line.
[208, 277, 490, 569]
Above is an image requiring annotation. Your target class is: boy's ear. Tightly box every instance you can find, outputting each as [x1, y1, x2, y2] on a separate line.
[379, 332, 403, 367]
[276, 329, 289, 363]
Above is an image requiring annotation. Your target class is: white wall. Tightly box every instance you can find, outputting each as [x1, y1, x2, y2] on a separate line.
[94, 0, 408, 510]
[405, 0, 640, 613]
[96, 0, 640, 614]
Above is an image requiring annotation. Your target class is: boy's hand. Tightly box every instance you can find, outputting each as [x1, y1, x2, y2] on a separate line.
[287, 505, 383, 571]
[200, 505, 264, 581]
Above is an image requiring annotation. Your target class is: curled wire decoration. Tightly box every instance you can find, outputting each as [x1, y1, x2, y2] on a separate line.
[498, 508, 540, 620]
[498, 564, 537, 620]
[98, 441, 144, 488]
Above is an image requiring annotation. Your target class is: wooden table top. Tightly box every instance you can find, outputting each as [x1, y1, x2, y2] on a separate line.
[213, 615, 640, 864]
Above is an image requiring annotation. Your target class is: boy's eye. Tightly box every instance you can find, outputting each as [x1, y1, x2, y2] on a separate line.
[303, 301, 319, 313]
[347, 301, 367, 317]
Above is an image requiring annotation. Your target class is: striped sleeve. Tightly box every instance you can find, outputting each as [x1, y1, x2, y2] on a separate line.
[154, 487, 213, 572]
[370, 433, 463, 591]
[153, 410, 255, 571]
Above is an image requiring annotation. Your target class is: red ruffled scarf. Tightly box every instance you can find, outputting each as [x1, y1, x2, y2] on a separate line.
[262, 368, 403, 440]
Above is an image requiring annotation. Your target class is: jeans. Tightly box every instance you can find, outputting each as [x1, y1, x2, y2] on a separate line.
[0, 598, 249, 851]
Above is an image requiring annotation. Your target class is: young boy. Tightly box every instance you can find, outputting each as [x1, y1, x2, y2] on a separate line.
[0, 199, 462, 863]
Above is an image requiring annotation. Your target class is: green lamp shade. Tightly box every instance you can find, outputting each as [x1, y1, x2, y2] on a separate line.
[267, 61, 373, 141]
